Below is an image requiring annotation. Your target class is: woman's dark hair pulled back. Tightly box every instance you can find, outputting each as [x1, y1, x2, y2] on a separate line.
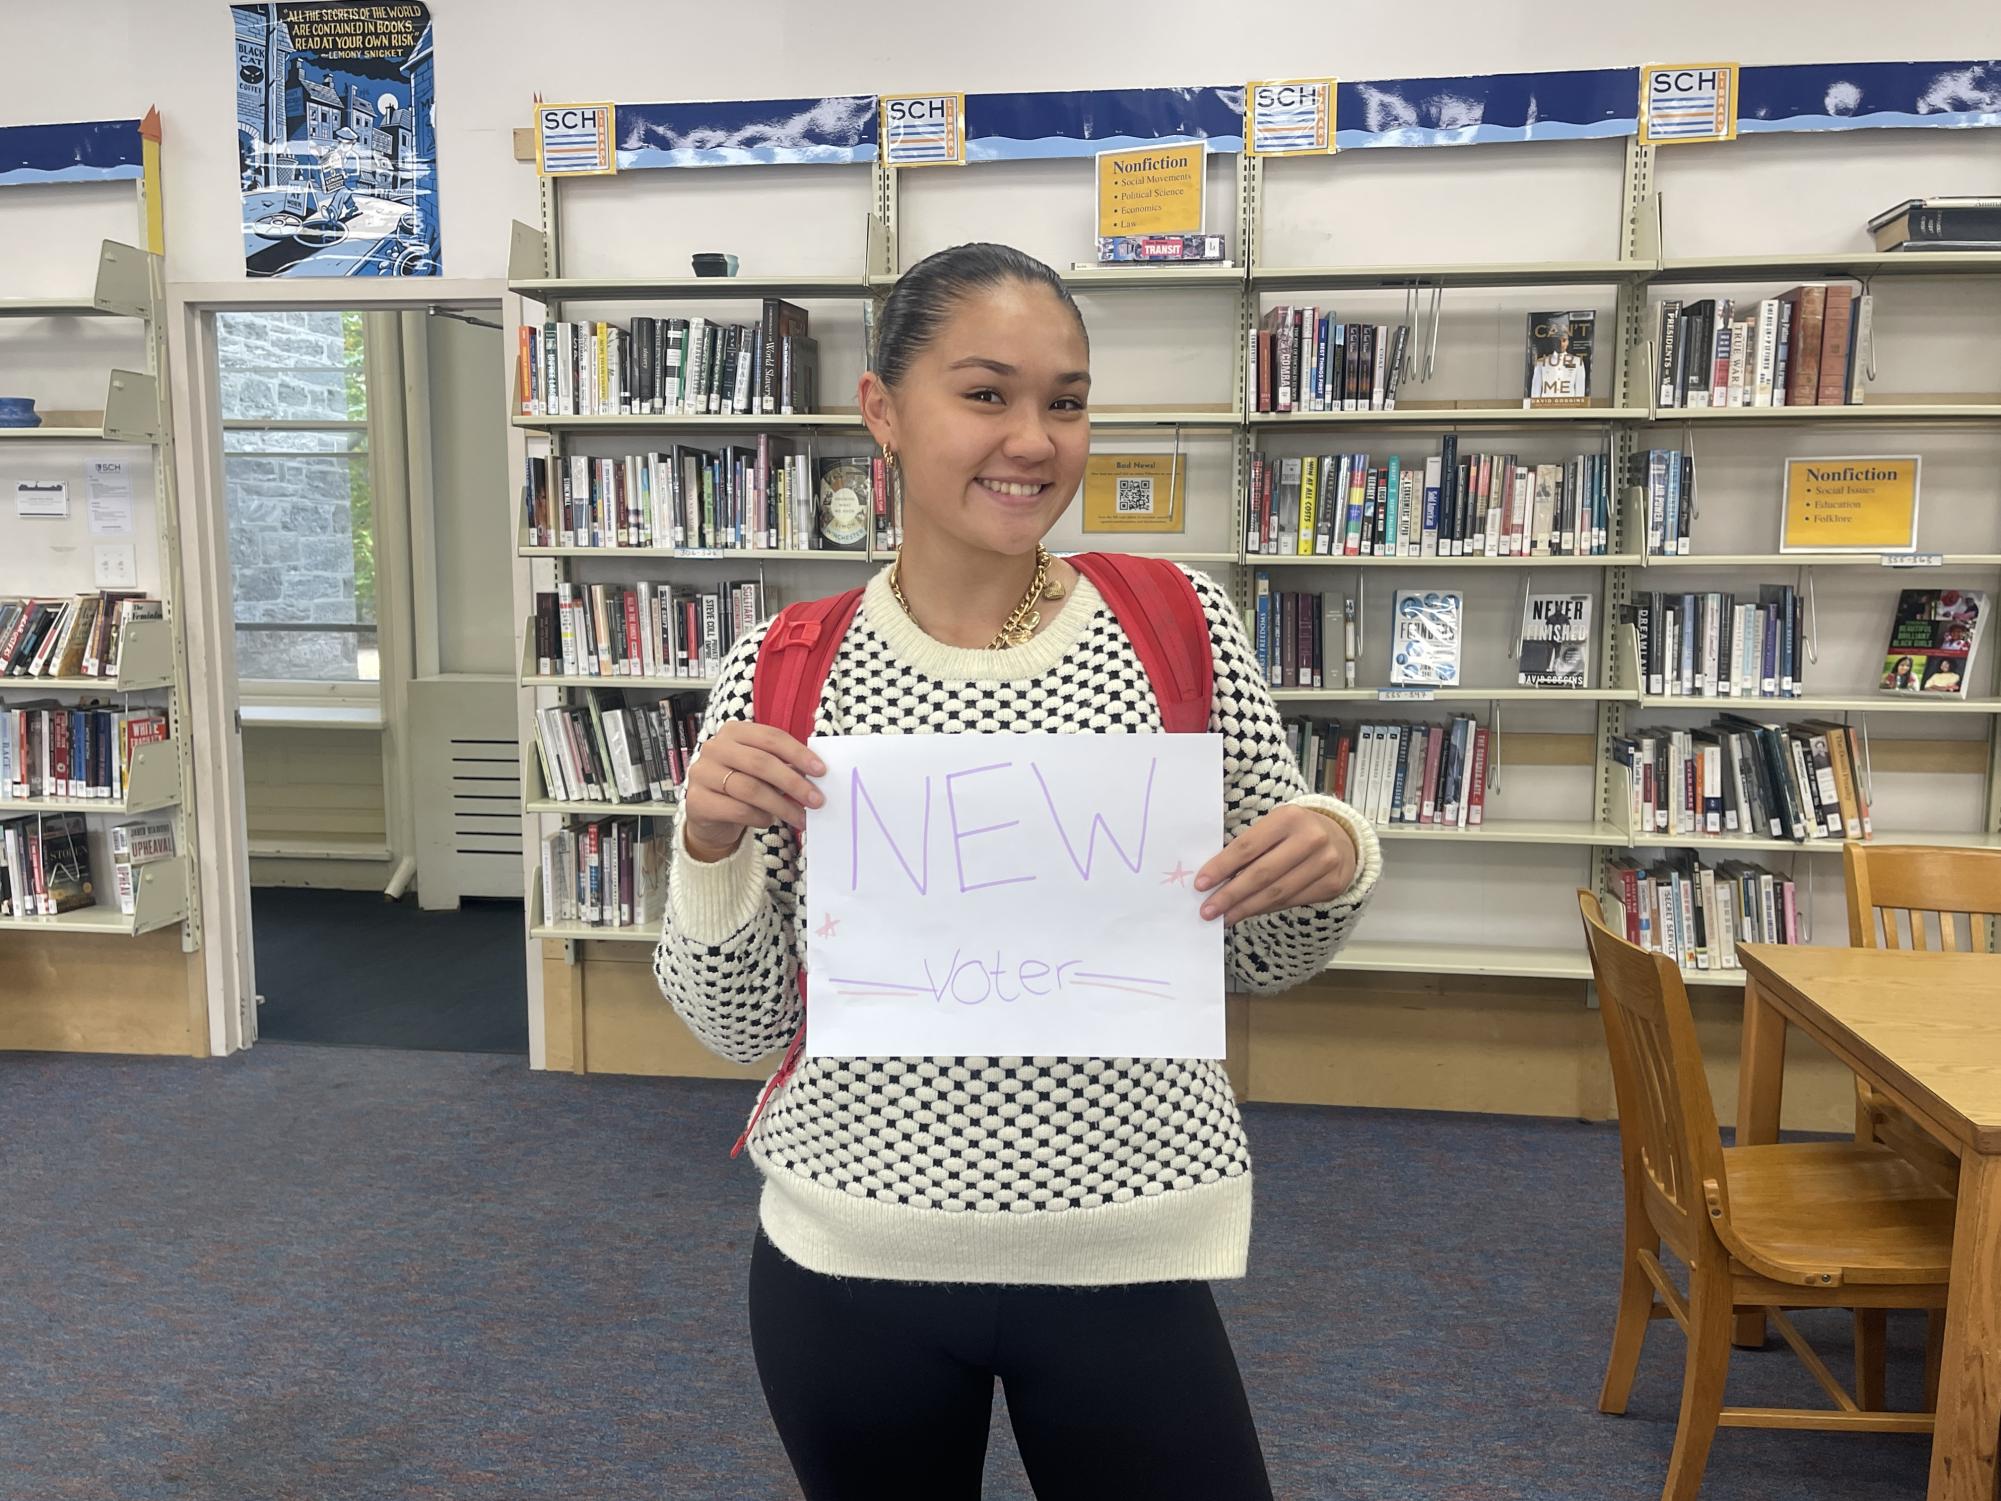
[872, 243, 1088, 388]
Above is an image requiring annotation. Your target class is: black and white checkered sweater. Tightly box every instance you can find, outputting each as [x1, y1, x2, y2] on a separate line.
[653, 564, 1380, 1286]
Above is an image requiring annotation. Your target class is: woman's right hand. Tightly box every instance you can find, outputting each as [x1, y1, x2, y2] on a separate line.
[681, 723, 827, 862]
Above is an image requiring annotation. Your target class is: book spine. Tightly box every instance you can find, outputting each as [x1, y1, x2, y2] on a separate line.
[1467, 726, 1489, 827]
[1818, 286, 1855, 407]
[1655, 299, 1680, 408]
[1786, 287, 1825, 406]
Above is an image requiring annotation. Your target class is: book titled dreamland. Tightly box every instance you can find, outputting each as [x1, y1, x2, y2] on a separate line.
[1523, 311, 1595, 409]
[1518, 593, 1592, 688]
[1882, 589, 1987, 698]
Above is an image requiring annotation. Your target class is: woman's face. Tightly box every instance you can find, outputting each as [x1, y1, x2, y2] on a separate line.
[868, 280, 1091, 558]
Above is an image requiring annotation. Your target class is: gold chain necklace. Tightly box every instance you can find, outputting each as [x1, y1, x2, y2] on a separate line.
[889, 546, 1064, 649]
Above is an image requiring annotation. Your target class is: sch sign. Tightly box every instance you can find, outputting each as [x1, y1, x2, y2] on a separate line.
[803, 732, 1226, 1060]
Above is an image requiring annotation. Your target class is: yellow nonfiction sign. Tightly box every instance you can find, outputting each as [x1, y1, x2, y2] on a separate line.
[536, 102, 617, 177]
[1096, 144, 1206, 238]
[880, 93, 966, 168]
[1780, 455, 1921, 553]
[1247, 78, 1337, 156]
[1082, 455, 1187, 534]
[1639, 63, 1740, 146]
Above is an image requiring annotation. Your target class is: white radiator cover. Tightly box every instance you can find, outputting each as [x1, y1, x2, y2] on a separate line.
[408, 675, 523, 908]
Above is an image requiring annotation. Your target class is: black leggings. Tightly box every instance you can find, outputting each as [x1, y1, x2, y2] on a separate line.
[747, 1229, 1274, 1501]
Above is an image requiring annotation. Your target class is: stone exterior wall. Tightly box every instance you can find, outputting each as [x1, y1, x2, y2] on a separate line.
[218, 310, 371, 681]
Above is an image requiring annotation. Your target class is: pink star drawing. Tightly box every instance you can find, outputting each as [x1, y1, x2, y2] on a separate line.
[1161, 861, 1193, 887]
[816, 913, 841, 939]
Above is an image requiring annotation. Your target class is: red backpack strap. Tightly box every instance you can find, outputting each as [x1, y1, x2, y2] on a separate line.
[751, 587, 865, 740]
[1069, 553, 1214, 733]
[730, 585, 862, 1160]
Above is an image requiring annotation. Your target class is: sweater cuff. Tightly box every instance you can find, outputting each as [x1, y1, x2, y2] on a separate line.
[1292, 792, 1382, 908]
[668, 830, 766, 945]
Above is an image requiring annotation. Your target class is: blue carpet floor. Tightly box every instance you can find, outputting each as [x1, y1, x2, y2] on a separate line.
[250, 889, 529, 1055]
[0, 1044, 1935, 1500]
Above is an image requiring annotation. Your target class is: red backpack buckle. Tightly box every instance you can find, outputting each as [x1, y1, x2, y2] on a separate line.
[767, 616, 823, 653]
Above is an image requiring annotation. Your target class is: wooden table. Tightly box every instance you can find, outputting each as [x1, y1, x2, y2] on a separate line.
[1738, 944, 2001, 1501]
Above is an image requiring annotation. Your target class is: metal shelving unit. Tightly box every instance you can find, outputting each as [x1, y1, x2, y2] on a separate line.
[1, 240, 198, 950]
[510, 125, 2001, 992]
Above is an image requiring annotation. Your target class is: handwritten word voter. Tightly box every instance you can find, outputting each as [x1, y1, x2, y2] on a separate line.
[654, 243, 1379, 1501]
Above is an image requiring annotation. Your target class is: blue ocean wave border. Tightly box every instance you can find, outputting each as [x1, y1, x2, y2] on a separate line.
[0, 119, 145, 187]
[599, 59, 2000, 172]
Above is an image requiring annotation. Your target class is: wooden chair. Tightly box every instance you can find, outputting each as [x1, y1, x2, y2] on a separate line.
[1841, 842, 2001, 1407]
[1842, 843, 2001, 1185]
[1577, 889, 1954, 1501]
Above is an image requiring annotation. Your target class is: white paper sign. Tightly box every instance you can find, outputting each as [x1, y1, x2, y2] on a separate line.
[85, 460, 134, 536]
[14, 480, 68, 519]
[804, 732, 1226, 1060]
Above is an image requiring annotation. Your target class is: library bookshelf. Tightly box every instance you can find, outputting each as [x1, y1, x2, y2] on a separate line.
[1, 236, 206, 1057]
[507, 114, 1998, 1128]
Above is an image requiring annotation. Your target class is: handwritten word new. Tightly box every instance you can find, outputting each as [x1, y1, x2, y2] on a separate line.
[845, 756, 1159, 896]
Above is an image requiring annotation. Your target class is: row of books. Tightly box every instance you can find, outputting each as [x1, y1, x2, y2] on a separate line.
[1251, 310, 1409, 414]
[538, 817, 669, 931]
[525, 445, 818, 553]
[1252, 582, 1348, 690]
[1603, 854, 1802, 971]
[1, 595, 162, 680]
[0, 813, 173, 918]
[1626, 588, 1804, 700]
[2, 706, 170, 803]
[533, 691, 703, 807]
[1611, 716, 1873, 846]
[1246, 442, 1615, 558]
[530, 579, 766, 681]
[1652, 286, 1870, 410]
[1252, 584, 1598, 692]
[1635, 447, 1698, 556]
[516, 301, 819, 418]
[1289, 715, 1491, 829]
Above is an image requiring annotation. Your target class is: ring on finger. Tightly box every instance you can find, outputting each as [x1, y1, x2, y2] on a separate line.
[720, 768, 740, 800]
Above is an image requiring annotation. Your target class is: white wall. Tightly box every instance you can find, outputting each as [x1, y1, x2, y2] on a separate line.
[423, 309, 511, 675]
[2, 1, 1999, 285]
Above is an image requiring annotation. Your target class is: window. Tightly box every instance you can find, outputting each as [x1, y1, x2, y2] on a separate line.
[217, 310, 377, 685]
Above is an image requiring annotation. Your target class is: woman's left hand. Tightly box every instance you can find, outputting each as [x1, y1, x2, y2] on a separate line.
[1194, 805, 1358, 925]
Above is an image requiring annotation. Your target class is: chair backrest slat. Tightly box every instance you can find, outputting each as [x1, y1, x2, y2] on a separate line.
[1577, 890, 1730, 1260]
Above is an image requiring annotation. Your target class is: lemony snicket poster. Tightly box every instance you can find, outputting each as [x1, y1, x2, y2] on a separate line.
[232, 2, 440, 276]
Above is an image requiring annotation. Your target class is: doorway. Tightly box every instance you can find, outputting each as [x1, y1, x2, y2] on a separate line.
[209, 301, 526, 1054]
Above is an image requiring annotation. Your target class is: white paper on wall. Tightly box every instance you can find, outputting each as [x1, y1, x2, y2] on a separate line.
[803, 731, 1226, 1060]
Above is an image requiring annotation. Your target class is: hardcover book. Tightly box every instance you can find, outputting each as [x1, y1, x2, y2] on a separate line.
[1518, 593, 1593, 688]
[814, 460, 872, 552]
[1881, 589, 1987, 698]
[1389, 589, 1463, 687]
[1523, 311, 1595, 409]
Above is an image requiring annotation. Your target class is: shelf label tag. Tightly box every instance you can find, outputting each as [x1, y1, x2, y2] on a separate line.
[1880, 552, 1943, 568]
[1378, 688, 1436, 702]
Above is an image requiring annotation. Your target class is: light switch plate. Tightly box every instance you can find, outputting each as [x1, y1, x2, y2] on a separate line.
[93, 543, 138, 588]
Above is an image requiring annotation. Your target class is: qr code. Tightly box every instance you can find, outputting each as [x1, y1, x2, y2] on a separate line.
[1115, 477, 1155, 513]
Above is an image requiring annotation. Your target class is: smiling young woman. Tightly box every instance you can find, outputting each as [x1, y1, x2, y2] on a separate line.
[654, 242, 1382, 1500]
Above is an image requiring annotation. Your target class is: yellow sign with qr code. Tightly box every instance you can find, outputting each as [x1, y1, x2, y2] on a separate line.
[1082, 455, 1187, 534]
